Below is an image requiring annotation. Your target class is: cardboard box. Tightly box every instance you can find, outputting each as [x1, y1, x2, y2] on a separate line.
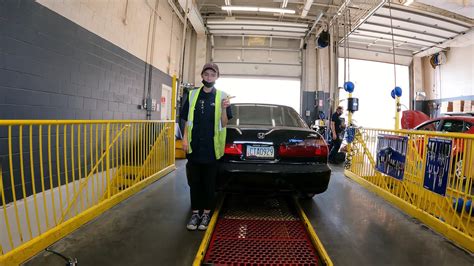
[452, 100, 464, 112]
[175, 139, 186, 159]
[463, 100, 472, 112]
[441, 101, 453, 113]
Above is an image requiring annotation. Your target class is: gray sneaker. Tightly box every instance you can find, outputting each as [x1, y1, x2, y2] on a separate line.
[187, 213, 200, 230]
[198, 213, 211, 230]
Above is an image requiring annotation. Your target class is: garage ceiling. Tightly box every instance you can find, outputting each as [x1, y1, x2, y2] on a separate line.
[191, 0, 473, 62]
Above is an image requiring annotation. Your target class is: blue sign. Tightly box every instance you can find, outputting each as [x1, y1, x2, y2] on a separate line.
[423, 138, 452, 196]
[376, 135, 408, 180]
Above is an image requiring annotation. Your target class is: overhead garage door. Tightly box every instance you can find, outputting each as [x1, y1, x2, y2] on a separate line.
[211, 35, 302, 78]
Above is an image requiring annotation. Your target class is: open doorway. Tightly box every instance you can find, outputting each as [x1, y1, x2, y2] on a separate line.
[338, 59, 410, 129]
[216, 77, 301, 114]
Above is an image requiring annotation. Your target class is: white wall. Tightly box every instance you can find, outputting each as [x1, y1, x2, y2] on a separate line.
[421, 44, 474, 100]
[37, 0, 184, 76]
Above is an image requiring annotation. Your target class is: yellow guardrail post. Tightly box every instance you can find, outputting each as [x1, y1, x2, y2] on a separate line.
[345, 127, 474, 252]
[0, 120, 177, 264]
[172, 75, 177, 161]
[106, 123, 111, 200]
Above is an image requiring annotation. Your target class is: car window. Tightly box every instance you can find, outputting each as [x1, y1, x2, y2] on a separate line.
[417, 120, 440, 131]
[229, 105, 306, 128]
[440, 120, 467, 132]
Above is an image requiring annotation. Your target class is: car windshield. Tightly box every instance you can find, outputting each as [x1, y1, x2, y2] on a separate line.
[229, 104, 307, 128]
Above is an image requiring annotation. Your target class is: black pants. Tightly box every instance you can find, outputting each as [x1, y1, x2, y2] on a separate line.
[329, 138, 342, 162]
[186, 160, 217, 211]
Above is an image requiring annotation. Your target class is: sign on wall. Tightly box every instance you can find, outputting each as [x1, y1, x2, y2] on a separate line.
[376, 135, 408, 180]
[423, 138, 452, 196]
[161, 84, 172, 120]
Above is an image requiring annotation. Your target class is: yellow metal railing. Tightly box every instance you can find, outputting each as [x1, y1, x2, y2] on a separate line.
[0, 120, 176, 265]
[345, 127, 474, 252]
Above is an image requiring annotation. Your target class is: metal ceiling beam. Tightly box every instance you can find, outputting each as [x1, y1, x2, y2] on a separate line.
[354, 28, 440, 45]
[363, 21, 453, 40]
[301, 0, 313, 18]
[384, 2, 473, 27]
[303, 11, 324, 41]
[213, 47, 300, 52]
[343, 45, 413, 58]
[177, 0, 206, 34]
[351, 32, 433, 48]
[212, 34, 302, 40]
[346, 39, 418, 52]
[371, 14, 464, 35]
[209, 30, 306, 38]
[337, 0, 387, 43]
[348, 35, 424, 49]
[380, 5, 472, 28]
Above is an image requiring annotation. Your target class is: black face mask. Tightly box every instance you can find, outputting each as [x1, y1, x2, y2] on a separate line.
[202, 80, 215, 88]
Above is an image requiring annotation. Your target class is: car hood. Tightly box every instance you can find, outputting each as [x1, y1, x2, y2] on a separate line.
[401, 110, 430, 129]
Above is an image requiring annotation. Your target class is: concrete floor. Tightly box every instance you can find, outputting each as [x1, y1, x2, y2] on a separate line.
[25, 160, 473, 266]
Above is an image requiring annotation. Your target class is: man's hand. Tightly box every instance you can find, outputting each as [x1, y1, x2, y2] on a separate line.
[222, 96, 234, 109]
[182, 139, 188, 152]
[332, 133, 337, 140]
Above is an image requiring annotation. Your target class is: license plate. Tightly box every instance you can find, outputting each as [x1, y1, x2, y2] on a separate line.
[246, 145, 274, 159]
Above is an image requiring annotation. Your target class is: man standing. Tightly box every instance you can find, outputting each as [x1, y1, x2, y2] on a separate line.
[329, 106, 344, 164]
[181, 63, 232, 230]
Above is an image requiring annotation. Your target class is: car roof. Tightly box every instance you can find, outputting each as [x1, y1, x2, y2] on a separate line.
[232, 103, 289, 107]
[441, 112, 474, 117]
[231, 103, 294, 109]
[415, 116, 474, 129]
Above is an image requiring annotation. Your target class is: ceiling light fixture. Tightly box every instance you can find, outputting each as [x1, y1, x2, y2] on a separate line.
[222, 6, 258, 12]
[403, 0, 414, 6]
[221, 6, 295, 14]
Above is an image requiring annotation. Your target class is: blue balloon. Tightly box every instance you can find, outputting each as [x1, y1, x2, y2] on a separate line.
[394, 86, 402, 97]
[344, 81, 355, 93]
[391, 89, 396, 99]
[453, 198, 464, 213]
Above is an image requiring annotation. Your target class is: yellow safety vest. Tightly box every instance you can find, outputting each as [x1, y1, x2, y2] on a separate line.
[186, 86, 227, 159]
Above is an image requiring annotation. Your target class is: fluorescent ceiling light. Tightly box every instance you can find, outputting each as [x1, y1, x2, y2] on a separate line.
[207, 19, 308, 28]
[404, 0, 414, 6]
[222, 6, 258, 12]
[259, 7, 295, 14]
[221, 6, 295, 14]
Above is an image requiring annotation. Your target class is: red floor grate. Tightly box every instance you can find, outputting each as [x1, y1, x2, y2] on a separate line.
[203, 218, 319, 265]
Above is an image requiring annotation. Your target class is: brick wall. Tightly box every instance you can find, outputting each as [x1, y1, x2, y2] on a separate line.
[0, 1, 172, 202]
[0, 1, 171, 121]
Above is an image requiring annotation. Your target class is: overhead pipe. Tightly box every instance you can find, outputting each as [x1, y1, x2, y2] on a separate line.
[178, 0, 189, 85]
[167, 0, 185, 23]
[304, 11, 324, 42]
[338, 0, 387, 44]
[301, 0, 313, 18]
